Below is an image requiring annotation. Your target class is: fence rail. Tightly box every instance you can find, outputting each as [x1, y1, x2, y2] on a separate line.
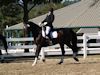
[1, 33, 100, 59]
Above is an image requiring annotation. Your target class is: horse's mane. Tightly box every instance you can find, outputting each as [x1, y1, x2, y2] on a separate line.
[27, 21, 41, 29]
[27, 21, 73, 32]
[27, 21, 42, 38]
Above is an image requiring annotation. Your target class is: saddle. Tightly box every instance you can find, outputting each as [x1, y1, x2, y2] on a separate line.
[42, 30, 58, 39]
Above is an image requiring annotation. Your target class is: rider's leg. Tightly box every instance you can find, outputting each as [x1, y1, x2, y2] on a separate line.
[42, 26, 50, 38]
[45, 26, 51, 37]
[45, 26, 52, 45]
[42, 27, 46, 38]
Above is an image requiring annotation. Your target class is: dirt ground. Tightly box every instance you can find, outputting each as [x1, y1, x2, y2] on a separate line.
[0, 55, 100, 75]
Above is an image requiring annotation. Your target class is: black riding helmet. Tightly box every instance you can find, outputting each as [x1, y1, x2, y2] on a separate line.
[49, 8, 54, 13]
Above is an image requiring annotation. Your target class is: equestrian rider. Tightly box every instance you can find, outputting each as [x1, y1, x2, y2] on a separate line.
[39, 8, 55, 43]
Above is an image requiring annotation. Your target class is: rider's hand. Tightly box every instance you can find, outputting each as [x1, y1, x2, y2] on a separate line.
[27, 24, 30, 27]
[43, 22, 47, 25]
[39, 22, 42, 26]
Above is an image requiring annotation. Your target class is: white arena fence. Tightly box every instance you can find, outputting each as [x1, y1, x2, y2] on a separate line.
[1, 33, 100, 59]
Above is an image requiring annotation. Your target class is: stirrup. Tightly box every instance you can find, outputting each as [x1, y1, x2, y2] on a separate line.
[49, 41, 53, 45]
[48, 38, 52, 45]
[45, 36, 49, 39]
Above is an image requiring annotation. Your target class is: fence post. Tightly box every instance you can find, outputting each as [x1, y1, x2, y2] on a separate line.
[83, 34, 87, 59]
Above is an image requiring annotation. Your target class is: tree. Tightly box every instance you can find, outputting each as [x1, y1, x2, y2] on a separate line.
[18, 0, 44, 52]
[0, 0, 15, 7]
[0, 2, 22, 34]
[1, 3, 21, 17]
[18, 0, 63, 52]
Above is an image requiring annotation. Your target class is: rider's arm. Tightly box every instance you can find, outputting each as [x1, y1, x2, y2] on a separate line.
[48, 14, 54, 24]
[41, 15, 48, 23]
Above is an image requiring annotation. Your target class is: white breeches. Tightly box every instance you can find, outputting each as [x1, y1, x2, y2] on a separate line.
[45, 26, 51, 35]
[42, 26, 51, 38]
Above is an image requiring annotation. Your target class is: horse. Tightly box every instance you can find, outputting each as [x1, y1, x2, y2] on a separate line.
[0, 34, 8, 55]
[0, 34, 8, 62]
[26, 21, 79, 66]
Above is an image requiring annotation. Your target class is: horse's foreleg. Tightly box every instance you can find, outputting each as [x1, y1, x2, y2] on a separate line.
[32, 45, 41, 66]
[66, 42, 79, 62]
[58, 44, 65, 64]
[2, 37, 8, 54]
[32, 57, 38, 66]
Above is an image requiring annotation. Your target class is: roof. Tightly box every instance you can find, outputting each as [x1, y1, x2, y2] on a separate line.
[77, 28, 99, 33]
[69, 0, 100, 28]
[5, 23, 24, 30]
[5, 0, 100, 31]
[30, 0, 94, 28]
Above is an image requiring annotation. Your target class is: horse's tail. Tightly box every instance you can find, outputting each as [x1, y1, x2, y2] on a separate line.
[0, 35, 8, 53]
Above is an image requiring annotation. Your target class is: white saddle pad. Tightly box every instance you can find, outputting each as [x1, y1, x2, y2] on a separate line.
[50, 31, 58, 38]
[42, 30, 58, 39]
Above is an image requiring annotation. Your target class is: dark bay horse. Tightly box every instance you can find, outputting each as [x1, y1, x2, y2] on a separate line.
[0, 34, 8, 54]
[26, 21, 79, 66]
[0, 34, 8, 62]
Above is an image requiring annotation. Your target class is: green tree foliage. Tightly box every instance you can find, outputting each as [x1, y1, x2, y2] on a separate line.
[0, 0, 15, 7]
[0, 3, 23, 33]
[1, 3, 22, 17]
[0, 0, 63, 34]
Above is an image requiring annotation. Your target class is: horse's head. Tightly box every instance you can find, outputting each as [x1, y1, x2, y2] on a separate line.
[26, 21, 41, 37]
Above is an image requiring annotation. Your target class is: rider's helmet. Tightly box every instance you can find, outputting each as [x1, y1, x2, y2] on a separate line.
[49, 8, 54, 13]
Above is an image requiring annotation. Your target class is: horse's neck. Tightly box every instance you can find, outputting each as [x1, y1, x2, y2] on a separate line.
[31, 24, 41, 40]
[32, 30, 41, 39]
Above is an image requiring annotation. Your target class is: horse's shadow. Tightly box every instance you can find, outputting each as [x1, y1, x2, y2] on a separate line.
[64, 60, 100, 65]
[0, 54, 34, 63]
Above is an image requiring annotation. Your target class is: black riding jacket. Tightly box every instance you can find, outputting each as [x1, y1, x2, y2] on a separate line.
[42, 12, 55, 28]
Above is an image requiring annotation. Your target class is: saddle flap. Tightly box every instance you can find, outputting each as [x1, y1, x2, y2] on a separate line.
[50, 31, 58, 38]
[42, 30, 58, 39]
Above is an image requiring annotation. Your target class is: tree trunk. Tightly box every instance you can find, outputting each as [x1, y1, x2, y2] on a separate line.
[48, 0, 53, 3]
[23, 0, 29, 52]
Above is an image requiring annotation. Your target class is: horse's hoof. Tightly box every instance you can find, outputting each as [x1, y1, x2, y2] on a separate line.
[32, 62, 37, 66]
[42, 59, 46, 62]
[58, 61, 63, 64]
[74, 57, 79, 62]
[32, 63, 36, 66]
[1, 60, 4, 63]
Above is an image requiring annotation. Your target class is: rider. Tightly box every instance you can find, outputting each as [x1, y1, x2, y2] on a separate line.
[39, 8, 55, 45]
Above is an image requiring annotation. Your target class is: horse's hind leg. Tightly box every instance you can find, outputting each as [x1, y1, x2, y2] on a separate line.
[58, 44, 65, 64]
[72, 44, 79, 62]
[72, 43, 79, 61]
[66, 42, 79, 62]
[71, 32, 79, 61]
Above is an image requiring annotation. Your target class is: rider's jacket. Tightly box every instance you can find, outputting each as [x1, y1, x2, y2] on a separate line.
[42, 12, 55, 29]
